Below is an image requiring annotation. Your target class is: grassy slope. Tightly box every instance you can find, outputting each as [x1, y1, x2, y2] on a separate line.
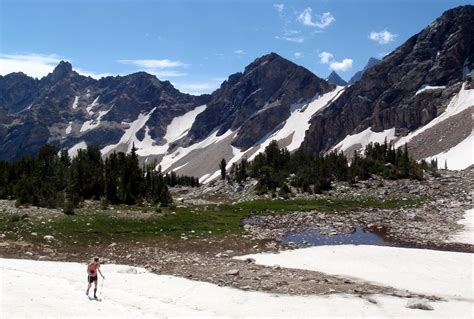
[0, 197, 423, 243]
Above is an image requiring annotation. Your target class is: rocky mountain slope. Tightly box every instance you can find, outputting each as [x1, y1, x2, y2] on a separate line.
[348, 57, 380, 85]
[302, 5, 473, 169]
[0, 62, 208, 160]
[183, 53, 334, 149]
[0, 53, 336, 181]
[1, 5, 472, 179]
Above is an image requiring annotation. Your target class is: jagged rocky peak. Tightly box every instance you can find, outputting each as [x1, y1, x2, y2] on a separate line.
[184, 52, 335, 149]
[348, 57, 380, 85]
[54, 60, 73, 73]
[0, 58, 208, 160]
[48, 60, 74, 82]
[326, 71, 347, 86]
[302, 4, 474, 156]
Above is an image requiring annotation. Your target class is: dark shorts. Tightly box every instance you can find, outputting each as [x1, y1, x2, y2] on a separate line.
[88, 275, 98, 283]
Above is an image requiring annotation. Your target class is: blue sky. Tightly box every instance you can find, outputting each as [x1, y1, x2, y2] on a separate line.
[0, 0, 470, 94]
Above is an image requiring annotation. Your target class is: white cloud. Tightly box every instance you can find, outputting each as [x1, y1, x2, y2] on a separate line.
[148, 70, 188, 78]
[298, 8, 335, 29]
[273, 4, 284, 13]
[118, 59, 188, 78]
[0, 53, 111, 79]
[275, 35, 305, 43]
[330, 59, 353, 72]
[369, 30, 397, 44]
[283, 29, 300, 36]
[317, 12, 336, 29]
[294, 52, 303, 59]
[234, 50, 245, 55]
[117, 59, 185, 69]
[0, 53, 62, 78]
[172, 80, 222, 95]
[75, 68, 113, 79]
[298, 8, 316, 27]
[319, 51, 334, 64]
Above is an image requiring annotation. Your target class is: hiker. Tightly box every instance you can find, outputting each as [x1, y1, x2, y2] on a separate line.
[86, 256, 105, 299]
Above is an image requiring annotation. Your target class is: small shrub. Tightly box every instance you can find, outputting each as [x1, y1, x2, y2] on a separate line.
[63, 201, 75, 215]
[100, 199, 109, 210]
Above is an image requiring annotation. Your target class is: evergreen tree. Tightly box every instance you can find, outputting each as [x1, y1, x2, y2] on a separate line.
[220, 158, 227, 180]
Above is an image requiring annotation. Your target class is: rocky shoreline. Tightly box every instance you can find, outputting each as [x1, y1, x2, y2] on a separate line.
[244, 168, 473, 252]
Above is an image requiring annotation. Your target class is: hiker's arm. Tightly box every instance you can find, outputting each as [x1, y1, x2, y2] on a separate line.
[99, 268, 104, 279]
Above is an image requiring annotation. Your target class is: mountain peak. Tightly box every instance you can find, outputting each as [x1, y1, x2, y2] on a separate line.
[48, 61, 73, 82]
[326, 71, 347, 86]
[244, 52, 287, 72]
[348, 57, 380, 85]
[53, 61, 73, 74]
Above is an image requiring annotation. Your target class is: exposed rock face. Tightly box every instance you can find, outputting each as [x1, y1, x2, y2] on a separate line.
[326, 71, 347, 86]
[302, 5, 474, 155]
[184, 53, 334, 149]
[1, 6, 472, 178]
[0, 62, 208, 160]
[348, 58, 380, 85]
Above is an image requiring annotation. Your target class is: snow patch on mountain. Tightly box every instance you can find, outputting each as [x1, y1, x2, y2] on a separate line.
[332, 127, 396, 153]
[163, 105, 206, 144]
[131, 105, 207, 157]
[72, 96, 79, 109]
[102, 107, 156, 155]
[133, 126, 168, 157]
[396, 83, 474, 148]
[68, 141, 87, 157]
[158, 130, 234, 172]
[415, 85, 446, 95]
[426, 132, 473, 170]
[80, 109, 110, 133]
[171, 88, 347, 183]
[86, 96, 99, 115]
[247, 87, 345, 162]
[199, 173, 211, 182]
[65, 121, 72, 135]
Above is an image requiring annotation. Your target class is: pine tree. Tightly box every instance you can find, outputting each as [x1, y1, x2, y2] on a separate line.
[220, 158, 227, 180]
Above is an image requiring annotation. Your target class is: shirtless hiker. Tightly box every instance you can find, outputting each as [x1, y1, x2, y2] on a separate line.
[86, 257, 105, 299]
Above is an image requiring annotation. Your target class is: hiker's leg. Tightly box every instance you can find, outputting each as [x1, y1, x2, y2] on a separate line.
[86, 281, 91, 295]
[93, 278, 98, 297]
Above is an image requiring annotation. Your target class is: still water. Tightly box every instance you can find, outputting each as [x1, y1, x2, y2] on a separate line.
[282, 226, 395, 247]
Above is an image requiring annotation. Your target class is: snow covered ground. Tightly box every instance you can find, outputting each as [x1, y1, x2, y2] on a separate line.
[331, 127, 396, 153]
[426, 133, 473, 170]
[237, 245, 473, 300]
[448, 209, 474, 245]
[2, 247, 473, 318]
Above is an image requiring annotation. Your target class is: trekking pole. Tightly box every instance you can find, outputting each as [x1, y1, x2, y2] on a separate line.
[100, 277, 105, 299]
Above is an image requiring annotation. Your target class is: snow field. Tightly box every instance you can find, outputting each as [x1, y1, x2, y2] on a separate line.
[101, 107, 157, 155]
[248, 86, 345, 161]
[331, 127, 396, 153]
[447, 209, 474, 245]
[2, 257, 473, 318]
[237, 245, 474, 301]
[426, 132, 473, 170]
[395, 83, 474, 149]
[68, 141, 87, 158]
